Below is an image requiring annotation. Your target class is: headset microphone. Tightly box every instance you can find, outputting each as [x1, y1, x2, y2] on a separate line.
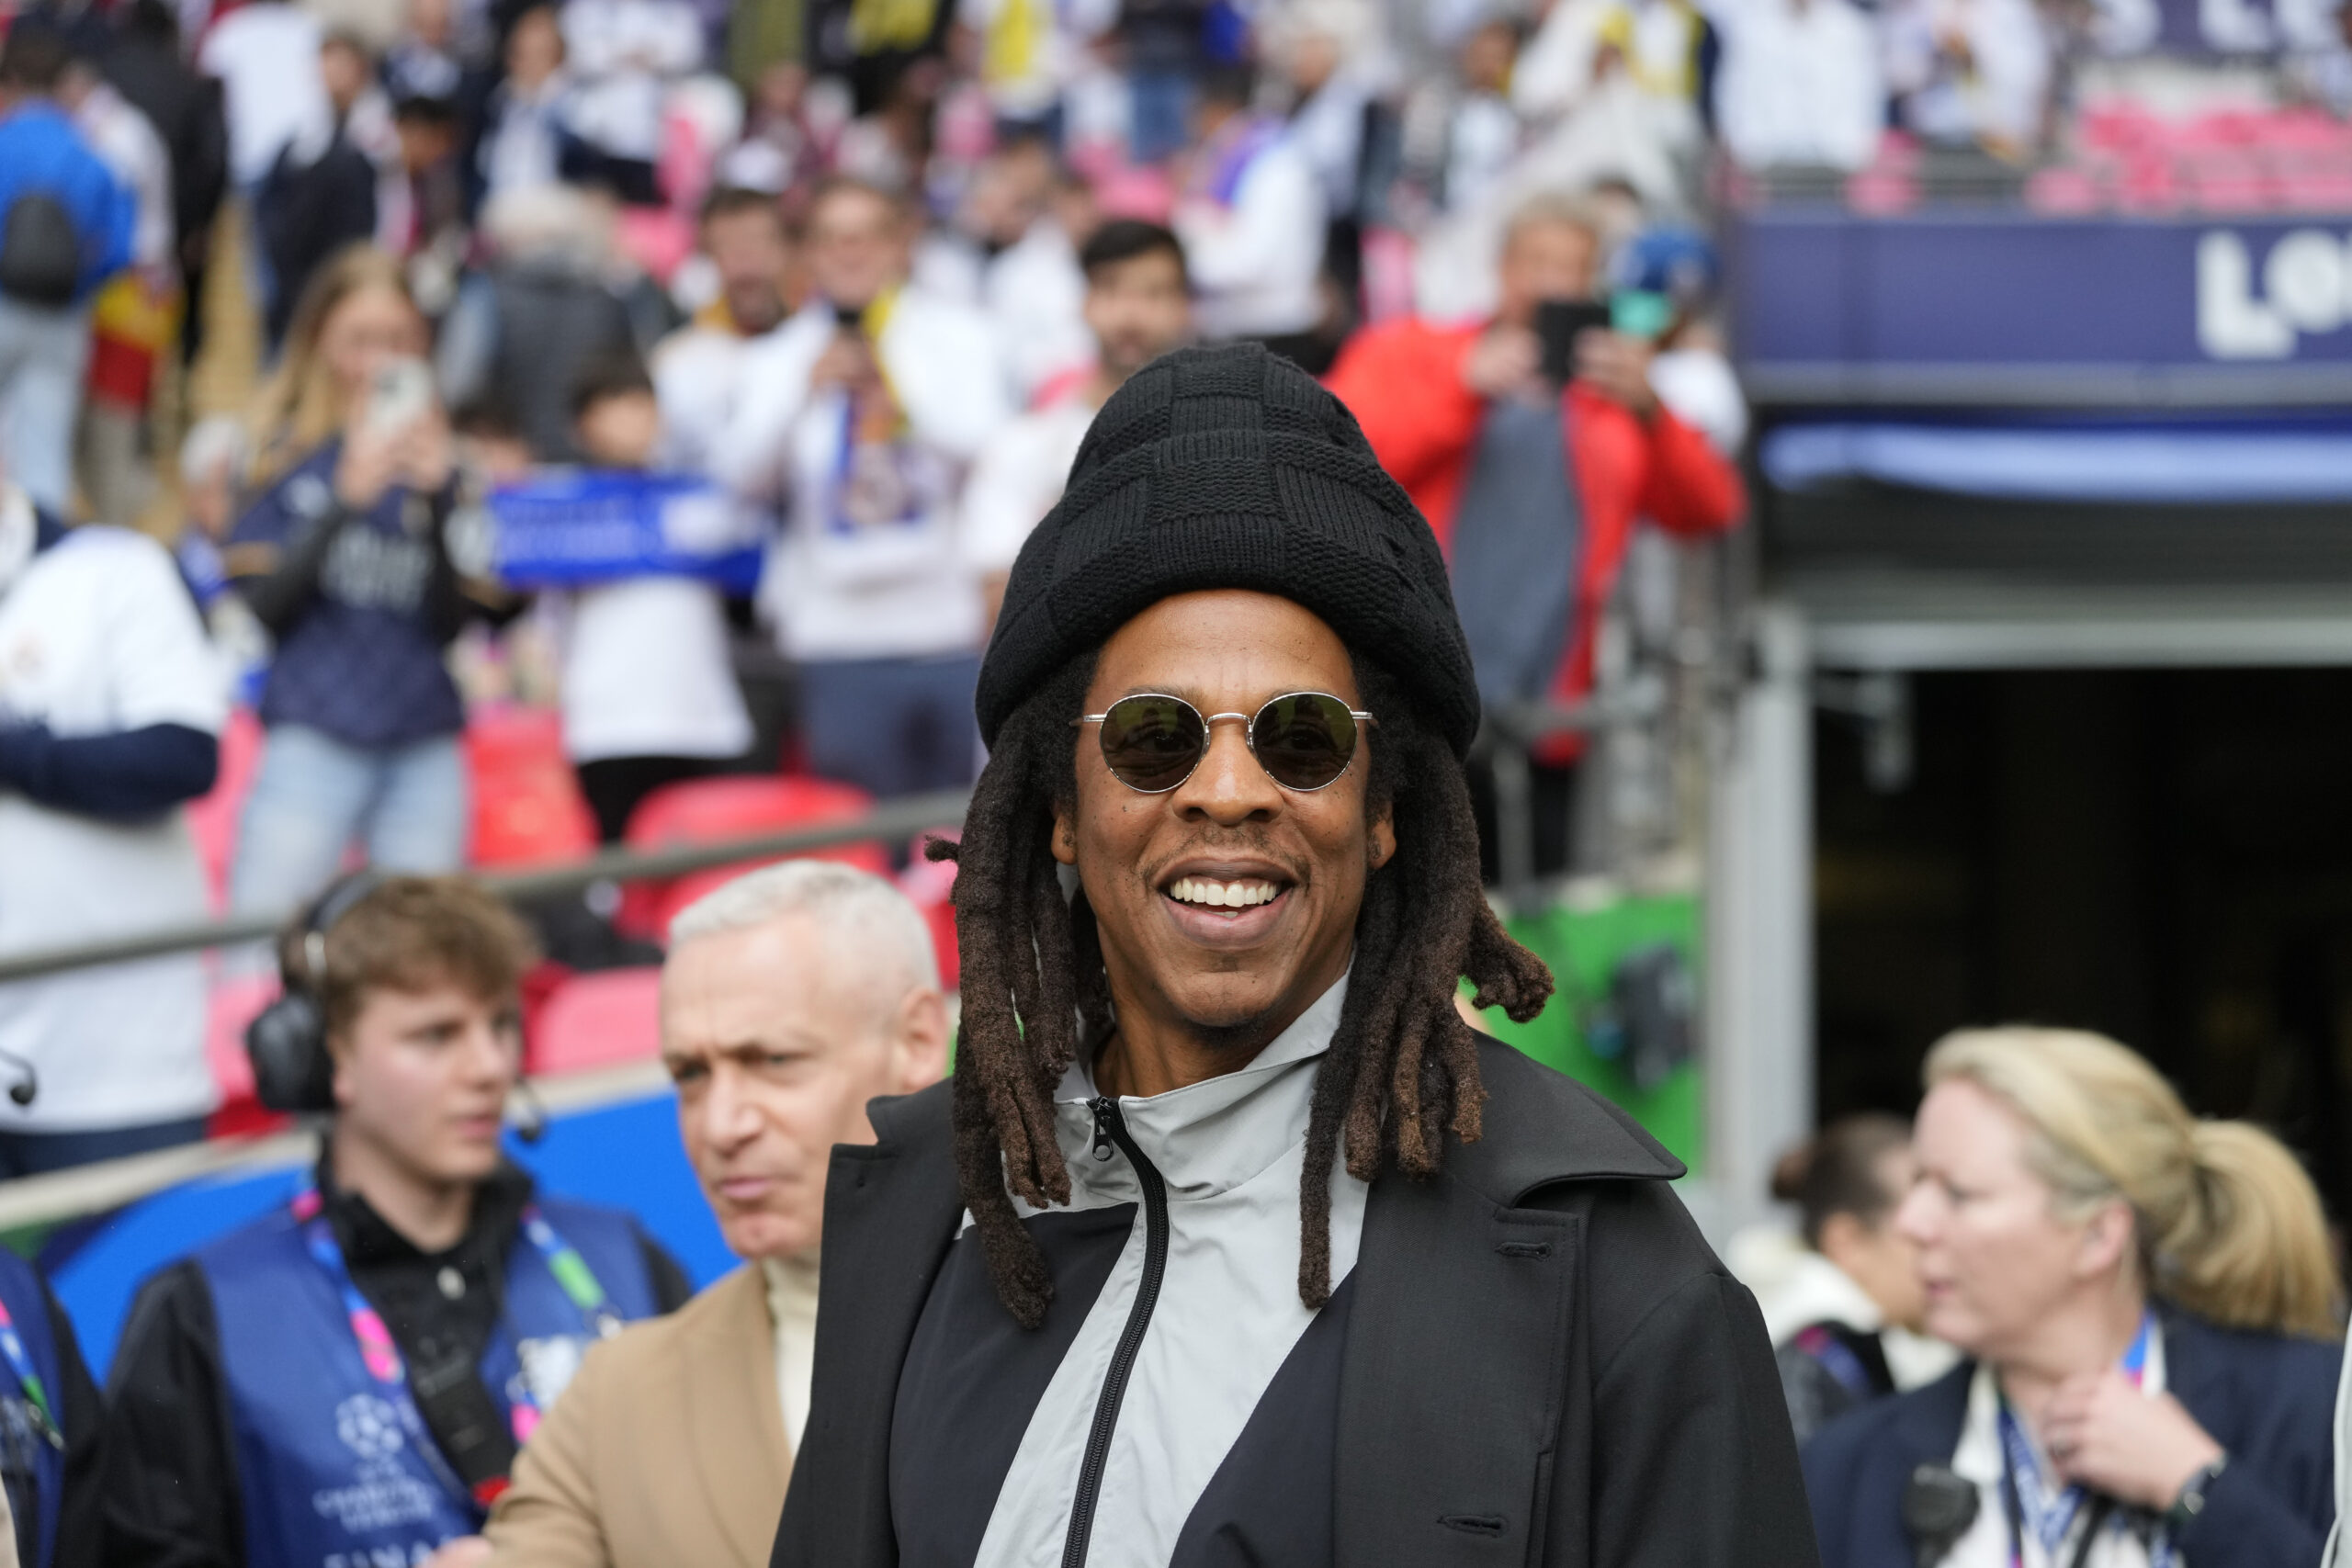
[0, 1049, 36, 1108]
[511, 1078, 548, 1145]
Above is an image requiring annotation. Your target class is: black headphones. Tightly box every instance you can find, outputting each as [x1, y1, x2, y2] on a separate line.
[243, 872, 387, 1114]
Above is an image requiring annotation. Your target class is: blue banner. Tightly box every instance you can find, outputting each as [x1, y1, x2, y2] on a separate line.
[490, 471, 765, 594]
[1731, 212, 2352, 407]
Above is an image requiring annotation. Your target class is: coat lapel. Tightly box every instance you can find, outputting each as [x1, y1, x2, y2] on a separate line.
[791, 1081, 962, 1568]
[684, 1267, 794, 1567]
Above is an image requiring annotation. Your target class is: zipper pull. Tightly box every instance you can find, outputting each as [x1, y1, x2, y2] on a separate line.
[1089, 1096, 1119, 1162]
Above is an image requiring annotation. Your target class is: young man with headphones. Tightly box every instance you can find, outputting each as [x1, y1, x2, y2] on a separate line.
[98, 874, 692, 1568]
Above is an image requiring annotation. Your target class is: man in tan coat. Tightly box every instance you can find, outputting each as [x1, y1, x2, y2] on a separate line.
[431, 859, 950, 1568]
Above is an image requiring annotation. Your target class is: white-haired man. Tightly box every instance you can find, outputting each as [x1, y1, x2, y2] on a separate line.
[429, 859, 950, 1568]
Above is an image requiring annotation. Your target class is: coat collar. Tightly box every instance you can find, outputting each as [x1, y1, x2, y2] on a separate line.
[681, 1265, 793, 1567]
[1442, 1029, 1687, 1200]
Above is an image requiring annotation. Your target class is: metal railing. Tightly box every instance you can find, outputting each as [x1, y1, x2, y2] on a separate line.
[0, 788, 973, 986]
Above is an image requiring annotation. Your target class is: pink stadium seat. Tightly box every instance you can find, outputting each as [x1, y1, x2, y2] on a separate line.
[187, 707, 264, 912]
[467, 706, 598, 868]
[899, 829, 962, 991]
[527, 965, 665, 1076]
[617, 774, 888, 941]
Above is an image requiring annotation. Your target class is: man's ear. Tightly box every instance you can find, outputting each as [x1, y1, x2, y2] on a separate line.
[1052, 804, 1078, 867]
[895, 987, 951, 1092]
[1368, 803, 1396, 873]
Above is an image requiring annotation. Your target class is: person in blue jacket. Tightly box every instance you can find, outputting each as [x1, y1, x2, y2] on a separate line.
[97, 874, 690, 1568]
[0, 1247, 102, 1568]
[1804, 1026, 2342, 1568]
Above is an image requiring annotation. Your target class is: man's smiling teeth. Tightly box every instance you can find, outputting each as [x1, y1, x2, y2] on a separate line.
[1169, 877, 1280, 908]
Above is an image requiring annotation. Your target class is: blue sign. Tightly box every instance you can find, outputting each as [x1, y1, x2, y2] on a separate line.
[1731, 212, 2352, 407]
[489, 471, 765, 594]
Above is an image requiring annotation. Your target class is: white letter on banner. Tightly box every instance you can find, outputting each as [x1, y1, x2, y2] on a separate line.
[2264, 231, 2346, 333]
[2199, 231, 2293, 359]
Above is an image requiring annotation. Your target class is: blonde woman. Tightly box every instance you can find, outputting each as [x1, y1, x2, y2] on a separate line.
[1804, 1028, 2341, 1568]
[223, 246, 477, 915]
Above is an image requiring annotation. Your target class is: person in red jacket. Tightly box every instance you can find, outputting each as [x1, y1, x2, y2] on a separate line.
[1325, 189, 1744, 879]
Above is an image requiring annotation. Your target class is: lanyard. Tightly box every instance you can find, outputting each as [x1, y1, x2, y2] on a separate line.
[0, 1295, 59, 1453]
[1996, 1313, 2166, 1568]
[290, 1187, 618, 1502]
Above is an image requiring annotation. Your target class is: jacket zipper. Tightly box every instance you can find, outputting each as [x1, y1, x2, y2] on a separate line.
[1060, 1095, 1170, 1568]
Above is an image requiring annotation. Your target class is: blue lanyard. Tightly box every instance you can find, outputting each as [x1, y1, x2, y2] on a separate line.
[291, 1187, 617, 1503]
[1996, 1312, 2168, 1568]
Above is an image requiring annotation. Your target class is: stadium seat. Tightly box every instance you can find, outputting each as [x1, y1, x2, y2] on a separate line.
[527, 965, 665, 1076]
[616, 774, 888, 941]
[467, 706, 599, 868]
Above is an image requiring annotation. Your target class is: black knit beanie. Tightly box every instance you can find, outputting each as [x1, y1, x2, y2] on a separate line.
[976, 344, 1481, 758]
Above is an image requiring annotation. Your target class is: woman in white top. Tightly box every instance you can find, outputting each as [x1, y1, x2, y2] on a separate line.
[1804, 1028, 2340, 1568]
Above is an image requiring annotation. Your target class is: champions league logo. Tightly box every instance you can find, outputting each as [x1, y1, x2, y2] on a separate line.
[334, 1394, 406, 1463]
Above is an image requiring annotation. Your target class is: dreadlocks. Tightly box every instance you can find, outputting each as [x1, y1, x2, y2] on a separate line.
[932, 651, 1554, 1330]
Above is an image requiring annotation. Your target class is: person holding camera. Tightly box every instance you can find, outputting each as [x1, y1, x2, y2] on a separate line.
[223, 247, 494, 916]
[1804, 1028, 2341, 1568]
[99, 874, 690, 1568]
[1323, 189, 1743, 881]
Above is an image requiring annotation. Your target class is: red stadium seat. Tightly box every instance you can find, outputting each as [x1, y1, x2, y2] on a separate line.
[616, 775, 888, 941]
[467, 706, 598, 868]
[186, 707, 264, 912]
[527, 965, 666, 1076]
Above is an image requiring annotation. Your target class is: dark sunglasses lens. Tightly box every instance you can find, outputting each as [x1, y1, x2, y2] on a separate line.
[1253, 694, 1359, 790]
[1098, 696, 1204, 792]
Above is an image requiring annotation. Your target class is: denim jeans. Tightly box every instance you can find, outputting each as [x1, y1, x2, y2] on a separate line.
[230, 724, 470, 916]
[0, 298, 91, 515]
[799, 654, 982, 800]
[1128, 69, 1195, 164]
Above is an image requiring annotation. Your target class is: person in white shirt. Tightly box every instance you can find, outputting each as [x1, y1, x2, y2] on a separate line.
[552, 354, 752, 841]
[196, 0, 329, 189]
[475, 4, 574, 209]
[1172, 66, 1327, 344]
[1882, 0, 2052, 155]
[964, 219, 1193, 629]
[559, 0, 705, 203]
[708, 177, 1011, 798]
[1717, 0, 1884, 173]
[0, 468, 226, 1174]
[654, 186, 796, 476]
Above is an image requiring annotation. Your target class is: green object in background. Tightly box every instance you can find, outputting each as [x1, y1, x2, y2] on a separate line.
[1468, 891, 1704, 1174]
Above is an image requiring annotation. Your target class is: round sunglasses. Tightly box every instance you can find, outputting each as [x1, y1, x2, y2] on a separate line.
[1074, 692, 1375, 794]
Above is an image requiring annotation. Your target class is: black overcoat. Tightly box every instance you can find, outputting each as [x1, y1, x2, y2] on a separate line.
[770, 1032, 1821, 1568]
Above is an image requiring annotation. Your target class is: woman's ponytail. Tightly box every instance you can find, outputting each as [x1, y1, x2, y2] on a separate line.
[2158, 1121, 2338, 1339]
[1927, 1028, 2342, 1341]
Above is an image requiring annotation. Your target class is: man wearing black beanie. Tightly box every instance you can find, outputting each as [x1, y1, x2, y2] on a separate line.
[771, 344, 1815, 1568]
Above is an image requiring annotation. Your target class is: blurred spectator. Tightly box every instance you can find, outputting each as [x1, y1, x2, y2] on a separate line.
[100, 875, 691, 1566]
[1171, 66, 1327, 349]
[1613, 225, 1748, 456]
[0, 26, 133, 518]
[1732, 1114, 1957, 1446]
[1398, 17, 1526, 217]
[386, 0, 469, 105]
[1882, 0, 2053, 157]
[1715, 0, 1884, 174]
[255, 33, 393, 350]
[1806, 1029, 2341, 1568]
[58, 43, 173, 532]
[958, 0, 1116, 137]
[198, 0, 330, 191]
[0, 1248, 102, 1566]
[655, 187, 795, 468]
[439, 185, 644, 462]
[0, 455, 224, 1176]
[1267, 0, 1396, 357]
[931, 131, 1095, 400]
[964, 218, 1191, 625]
[556, 354, 752, 842]
[1513, 0, 1707, 141]
[1325, 191, 1743, 880]
[473, 4, 574, 212]
[99, 0, 228, 365]
[560, 0, 707, 204]
[2290, 0, 2352, 115]
[226, 250, 481, 913]
[709, 177, 1008, 798]
[436, 861, 948, 1566]
[1117, 0, 1208, 162]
